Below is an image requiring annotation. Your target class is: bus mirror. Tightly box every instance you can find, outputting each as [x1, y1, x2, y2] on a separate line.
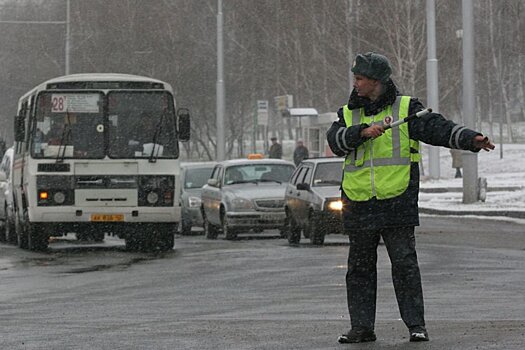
[14, 115, 25, 142]
[177, 108, 191, 142]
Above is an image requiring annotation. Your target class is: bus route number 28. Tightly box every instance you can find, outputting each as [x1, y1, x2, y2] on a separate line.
[51, 95, 67, 112]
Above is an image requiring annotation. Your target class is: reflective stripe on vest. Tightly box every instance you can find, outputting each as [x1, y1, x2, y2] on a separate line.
[341, 95, 419, 201]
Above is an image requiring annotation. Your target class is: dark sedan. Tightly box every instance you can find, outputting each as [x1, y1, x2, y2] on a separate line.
[284, 157, 344, 245]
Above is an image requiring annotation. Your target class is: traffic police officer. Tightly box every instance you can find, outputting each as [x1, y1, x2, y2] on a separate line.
[326, 52, 494, 343]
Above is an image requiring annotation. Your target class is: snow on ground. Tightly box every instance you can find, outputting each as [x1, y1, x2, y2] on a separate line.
[418, 143, 525, 214]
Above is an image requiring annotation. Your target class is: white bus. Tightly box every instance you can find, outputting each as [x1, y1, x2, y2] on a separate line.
[12, 73, 190, 251]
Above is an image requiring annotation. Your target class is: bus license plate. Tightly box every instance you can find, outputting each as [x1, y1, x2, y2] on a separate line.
[90, 214, 124, 222]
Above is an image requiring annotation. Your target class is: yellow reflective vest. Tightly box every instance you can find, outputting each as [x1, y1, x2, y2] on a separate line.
[342, 96, 420, 201]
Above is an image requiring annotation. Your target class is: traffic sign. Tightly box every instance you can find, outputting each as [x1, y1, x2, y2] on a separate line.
[274, 95, 293, 111]
[257, 100, 269, 126]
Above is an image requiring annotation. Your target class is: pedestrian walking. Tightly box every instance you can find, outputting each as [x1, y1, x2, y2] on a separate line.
[326, 52, 494, 344]
[268, 136, 282, 159]
[293, 139, 309, 166]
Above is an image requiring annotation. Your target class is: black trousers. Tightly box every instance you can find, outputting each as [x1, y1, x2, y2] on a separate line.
[346, 226, 425, 330]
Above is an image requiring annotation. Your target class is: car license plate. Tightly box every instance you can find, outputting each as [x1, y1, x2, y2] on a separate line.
[90, 214, 124, 222]
[261, 214, 276, 221]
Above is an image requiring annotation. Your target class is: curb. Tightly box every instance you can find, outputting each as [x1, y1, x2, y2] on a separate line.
[420, 186, 523, 193]
[419, 207, 525, 219]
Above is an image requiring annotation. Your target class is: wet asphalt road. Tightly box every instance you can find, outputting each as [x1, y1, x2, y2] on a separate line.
[0, 216, 524, 350]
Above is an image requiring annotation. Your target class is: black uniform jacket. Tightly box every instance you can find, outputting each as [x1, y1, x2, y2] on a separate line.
[326, 79, 482, 230]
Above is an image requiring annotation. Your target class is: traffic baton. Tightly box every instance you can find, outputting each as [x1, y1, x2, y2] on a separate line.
[383, 108, 432, 130]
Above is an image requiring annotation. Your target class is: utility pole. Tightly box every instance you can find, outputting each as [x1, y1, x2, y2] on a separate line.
[426, 0, 440, 179]
[462, 0, 479, 203]
[216, 0, 226, 161]
[65, 0, 71, 75]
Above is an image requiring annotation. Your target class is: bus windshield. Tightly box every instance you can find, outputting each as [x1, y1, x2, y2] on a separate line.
[107, 91, 177, 159]
[31, 90, 178, 159]
[33, 92, 105, 159]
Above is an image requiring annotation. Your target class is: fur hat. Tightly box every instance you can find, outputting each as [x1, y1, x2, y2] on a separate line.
[351, 52, 392, 82]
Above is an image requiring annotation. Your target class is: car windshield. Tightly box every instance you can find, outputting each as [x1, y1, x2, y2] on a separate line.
[184, 167, 214, 189]
[107, 91, 177, 159]
[32, 92, 105, 159]
[312, 161, 343, 187]
[224, 163, 294, 185]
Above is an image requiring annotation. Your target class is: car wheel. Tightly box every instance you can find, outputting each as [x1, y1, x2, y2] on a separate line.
[203, 212, 218, 239]
[287, 211, 301, 245]
[279, 215, 289, 239]
[302, 221, 310, 239]
[180, 219, 192, 235]
[221, 209, 237, 240]
[308, 213, 325, 245]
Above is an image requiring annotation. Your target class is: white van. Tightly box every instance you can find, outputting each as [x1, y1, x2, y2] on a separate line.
[12, 73, 190, 251]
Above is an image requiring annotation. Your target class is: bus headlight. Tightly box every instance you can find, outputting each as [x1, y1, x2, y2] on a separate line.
[138, 175, 174, 206]
[37, 176, 75, 206]
[53, 191, 66, 204]
[146, 191, 159, 204]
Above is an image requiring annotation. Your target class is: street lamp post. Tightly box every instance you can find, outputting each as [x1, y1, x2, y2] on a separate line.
[216, 0, 226, 161]
[65, 0, 71, 75]
[426, 0, 441, 179]
[462, 0, 479, 203]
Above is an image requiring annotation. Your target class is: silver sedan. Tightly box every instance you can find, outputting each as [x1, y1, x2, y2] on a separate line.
[201, 159, 295, 240]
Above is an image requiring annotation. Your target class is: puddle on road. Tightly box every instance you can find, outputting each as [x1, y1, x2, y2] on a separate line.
[2, 238, 178, 274]
[63, 251, 177, 274]
[66, 256, 152, 273]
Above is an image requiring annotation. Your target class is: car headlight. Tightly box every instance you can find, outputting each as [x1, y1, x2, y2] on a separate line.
[188, 196, 201, 208]
[230, 197, 253, 210]
[327, 199, 343, 211]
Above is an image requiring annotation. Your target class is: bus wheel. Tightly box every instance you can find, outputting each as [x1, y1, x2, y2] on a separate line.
[152, 223, 175, 252]
[15, 210, 28, 249]
[27, 223, 48, 251]
[92, 231, 105, 242]
[126, 224, 174, 252]
[124, 234, 140, 252]
[77, 229, 104, 242]
[5, 207, 17, 244]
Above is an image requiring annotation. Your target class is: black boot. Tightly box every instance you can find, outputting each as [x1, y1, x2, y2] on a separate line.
[338, 328, 377, 343]
[409, 326, 429, 342]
